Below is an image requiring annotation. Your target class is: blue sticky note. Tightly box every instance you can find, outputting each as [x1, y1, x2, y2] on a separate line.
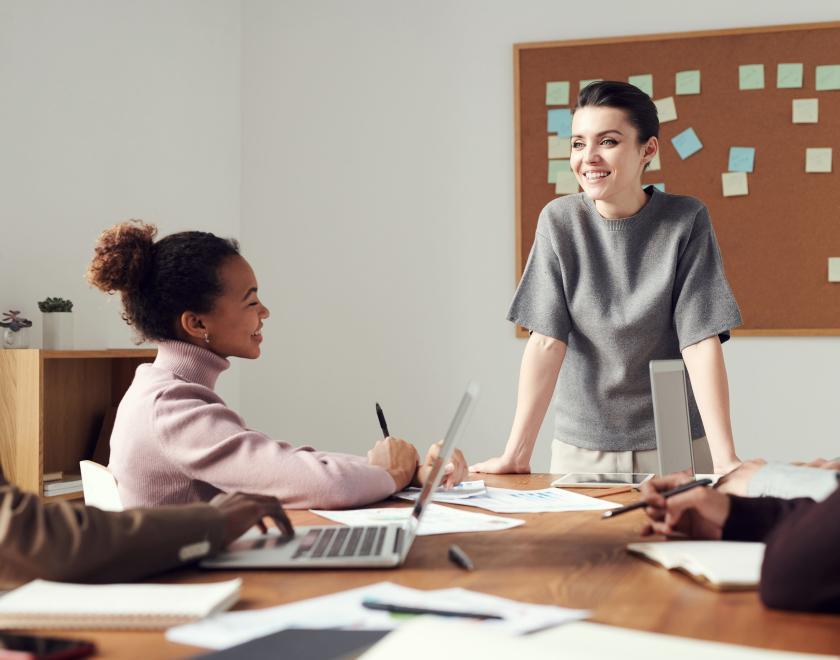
[671, 128, 703, 160]
[728, 147, 755, 173]
[547, 109, 572, 137]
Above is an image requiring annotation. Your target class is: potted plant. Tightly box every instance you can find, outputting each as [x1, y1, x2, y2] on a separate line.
[38, 297, 74, 350]
[0, 310, 33, 349]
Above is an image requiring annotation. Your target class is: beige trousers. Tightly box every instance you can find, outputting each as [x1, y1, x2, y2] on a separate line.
[550, 437, 713, 475]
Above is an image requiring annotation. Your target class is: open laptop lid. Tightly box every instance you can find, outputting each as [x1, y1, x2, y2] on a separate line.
[649, 360, 695, 476]
[399, 381, 479, 557]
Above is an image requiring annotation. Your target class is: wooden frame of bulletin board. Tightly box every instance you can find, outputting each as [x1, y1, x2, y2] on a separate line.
[514, 22, 840, 338]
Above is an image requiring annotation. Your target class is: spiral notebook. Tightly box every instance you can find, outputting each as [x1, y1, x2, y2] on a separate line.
[0, 578, 241, 630]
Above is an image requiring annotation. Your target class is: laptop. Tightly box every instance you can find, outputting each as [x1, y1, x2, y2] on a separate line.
[649, 360, 695, 476]
[202, 381, 479, 569]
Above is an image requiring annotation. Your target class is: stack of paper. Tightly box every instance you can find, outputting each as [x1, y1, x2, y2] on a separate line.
[0, 579, 241, 630]
[311, 502, 524, 535]
[166, 582, 589, 650]
[43, 474, 83, 496]
[442, 486, 620, 513]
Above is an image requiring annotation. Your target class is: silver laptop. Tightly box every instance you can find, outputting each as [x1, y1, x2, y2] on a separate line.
[202, 381, 479, 569]
[649, 360, 695, 476]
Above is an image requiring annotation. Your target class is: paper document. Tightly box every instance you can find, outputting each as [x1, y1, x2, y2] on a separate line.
[443, 487, 620, 513]
[360, 618, 831, 660]
[166, 582, 588, 650]
[311, 502, 523, 535]
[395, 479, 486, 502]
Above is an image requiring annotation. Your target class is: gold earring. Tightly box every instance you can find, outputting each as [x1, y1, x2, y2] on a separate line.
[203, 332, 210, 344]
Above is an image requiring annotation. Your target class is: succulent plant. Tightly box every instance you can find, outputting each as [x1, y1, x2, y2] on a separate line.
[38, 297, 74, 313]
[0, 310, 33, 332]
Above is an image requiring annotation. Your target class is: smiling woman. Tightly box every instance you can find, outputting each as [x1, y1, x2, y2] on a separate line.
[86, 221, 467, 510]
[472, 81, 743, 480]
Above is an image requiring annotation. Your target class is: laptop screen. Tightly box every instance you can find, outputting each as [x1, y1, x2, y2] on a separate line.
[405, 382, 479, 540]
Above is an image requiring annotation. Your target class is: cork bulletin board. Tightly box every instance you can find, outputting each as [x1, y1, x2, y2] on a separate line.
[514, 22, 840, 338]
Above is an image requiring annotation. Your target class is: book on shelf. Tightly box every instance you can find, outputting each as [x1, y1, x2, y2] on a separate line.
[627, 541, 765, 590]
[0, 579, 242, 630]
[43, 474, 84, 496]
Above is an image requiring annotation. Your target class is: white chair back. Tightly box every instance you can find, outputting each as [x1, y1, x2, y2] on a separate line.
[79, 460, 124, 511]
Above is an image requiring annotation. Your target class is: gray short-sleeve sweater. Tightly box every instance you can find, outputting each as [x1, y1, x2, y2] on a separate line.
[507, 188, 742, 452]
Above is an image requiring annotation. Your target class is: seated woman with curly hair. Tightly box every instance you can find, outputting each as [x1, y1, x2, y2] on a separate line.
[87, 221, 467, 509]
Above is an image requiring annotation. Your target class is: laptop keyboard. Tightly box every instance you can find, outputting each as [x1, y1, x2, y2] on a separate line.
[292, 526, 389, 560]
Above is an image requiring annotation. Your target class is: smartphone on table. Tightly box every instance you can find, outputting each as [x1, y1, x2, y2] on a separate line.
[0, 632, 95, 660]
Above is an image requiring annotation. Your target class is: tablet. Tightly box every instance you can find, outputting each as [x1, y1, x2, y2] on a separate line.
[550, 472, 654, 488]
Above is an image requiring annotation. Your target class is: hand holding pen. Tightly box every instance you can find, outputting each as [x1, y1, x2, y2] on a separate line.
[635, 475, 730, 540]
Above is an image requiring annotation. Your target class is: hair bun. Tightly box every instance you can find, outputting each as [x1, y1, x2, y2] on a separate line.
[86, 220, 157, 294]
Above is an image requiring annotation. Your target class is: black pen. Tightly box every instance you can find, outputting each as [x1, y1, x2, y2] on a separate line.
[375, 403, 390, 438]
[448, 544, 474, 571]
[362, 598, 501, 620]
[601, 478, 713, 519]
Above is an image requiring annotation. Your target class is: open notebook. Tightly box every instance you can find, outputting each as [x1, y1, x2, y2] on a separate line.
[0, 578, 241, 630]
[627, 541, 765, 591]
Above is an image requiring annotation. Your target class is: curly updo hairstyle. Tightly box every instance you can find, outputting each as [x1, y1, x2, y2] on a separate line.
[574, 80, 659, 143]
[86, 220, 240, 341]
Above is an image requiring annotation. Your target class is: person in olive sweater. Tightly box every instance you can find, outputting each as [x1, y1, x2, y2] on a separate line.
[640, 472, 840, 613]
[0, 468, 293, 588]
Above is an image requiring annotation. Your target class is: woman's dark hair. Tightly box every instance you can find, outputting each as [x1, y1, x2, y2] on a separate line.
[574, 80, 659, 142]
[86, 220, 240, 341]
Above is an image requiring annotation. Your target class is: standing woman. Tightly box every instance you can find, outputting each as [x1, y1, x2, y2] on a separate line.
[472, 81, 742, 477]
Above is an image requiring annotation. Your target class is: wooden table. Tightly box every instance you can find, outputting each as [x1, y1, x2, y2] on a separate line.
[49, 475, 840, 657]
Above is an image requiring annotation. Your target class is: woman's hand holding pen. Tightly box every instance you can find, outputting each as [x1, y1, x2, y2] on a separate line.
[639, 474, 731, 540]
[367, 437, 419, 491]
[414, 441, 468, 489]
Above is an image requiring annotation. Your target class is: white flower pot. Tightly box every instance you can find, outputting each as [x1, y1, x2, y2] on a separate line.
[42, 312, 74, 350]
[2, 327, 30, 349]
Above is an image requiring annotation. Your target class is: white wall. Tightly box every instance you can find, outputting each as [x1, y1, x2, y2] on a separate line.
[240, 0, 840, 470]
[0, 0, 243, 406]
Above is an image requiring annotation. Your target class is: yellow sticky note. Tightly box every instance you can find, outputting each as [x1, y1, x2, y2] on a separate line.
[806, 148, 832, 173]
[548, 136, 571, 159]
[828, 258, 840, 283]
[653, 97, 677, 123]
[546, 81, 570, 105]
[555, 170, 579, 195]
[792, 98, 819, 124]
[647, 151, 661, 172]
[722, 172, 748, 197]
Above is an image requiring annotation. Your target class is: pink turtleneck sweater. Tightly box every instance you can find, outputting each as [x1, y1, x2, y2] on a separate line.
[108, 341, 396, 509]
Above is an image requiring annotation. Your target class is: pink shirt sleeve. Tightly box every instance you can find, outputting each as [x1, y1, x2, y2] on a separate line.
[152, 383, 397, 509]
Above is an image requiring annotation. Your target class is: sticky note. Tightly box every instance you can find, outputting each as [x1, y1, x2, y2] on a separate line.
[555, 170, 579, 195]
[792, 98, 819, 124]
[728, 147, 755, 173]
[675, 70, 700, 95]
[815, 65, 840, 91]
[805, 148, 832, 173]
[651, 183, 665, 192]
[548, 159, 572, 184]
[777, 63, 803, 88]
[579, 79, 602, 91]
[653, 96, 677, 123]
[546, 81, 570, 105]
[647, 151, 661, 172]
[722, 172, 748, 197]
[547, 108, 572, 137]
[548, 136, 571, 159]
[671, 128, 703, 160]
[739, 64, 765, 90]
[828, 258, 840, 283]
[628, 74, 653, 97]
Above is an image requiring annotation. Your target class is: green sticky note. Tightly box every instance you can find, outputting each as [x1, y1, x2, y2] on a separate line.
[739, 64, 765, 90]
[777, 63, 803, 89]
[548, 135, 571, 159]
[548, 159, 571, 184]
[628, 74, 653, 97]
[546, 81, 570, 105]
[579, 78, 602, 92]
[675, 70, 700, 95]
[815, 65, 840, 91]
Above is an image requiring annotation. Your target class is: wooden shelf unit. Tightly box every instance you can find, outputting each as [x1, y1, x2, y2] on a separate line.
[0, 349, 155, 498]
